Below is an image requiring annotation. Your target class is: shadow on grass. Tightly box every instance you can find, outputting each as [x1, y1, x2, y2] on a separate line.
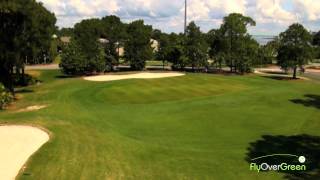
[15, 88, 34, 94]
[246, 134, 320, 180]
[55, 75, 76, 79]
[262, 76, 299, 81]
[291, 94, 320, 109]
[263, 71, 288, 75]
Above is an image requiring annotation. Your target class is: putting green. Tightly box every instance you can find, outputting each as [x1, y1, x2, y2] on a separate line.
[0, 70, 319, 180]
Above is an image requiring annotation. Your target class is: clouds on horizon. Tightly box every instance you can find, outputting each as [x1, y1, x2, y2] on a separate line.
[39, 0, 320, 35]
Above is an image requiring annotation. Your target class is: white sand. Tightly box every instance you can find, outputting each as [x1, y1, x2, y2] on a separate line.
[0, 125, 49, 180]
[84, 72, 185, 82]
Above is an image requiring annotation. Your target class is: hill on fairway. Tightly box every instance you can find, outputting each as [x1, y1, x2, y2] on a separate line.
[0, 70, 320, 180]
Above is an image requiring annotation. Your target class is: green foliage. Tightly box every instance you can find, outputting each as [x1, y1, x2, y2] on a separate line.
[312, 31, 320, 59]
[60, 39, 106, 75]
[207, 29, 228, 69]
[152, 31, 186, 70]
[13, 74, 38, 87]
[101, 15, 127, 70]
[0, 84, 13, 109]
[214, 13, 257, 73]
[124, 20, 153, 70]
[0, 0, 56, 93]
[57, 27, 74, 37]
[185, 22, 208, 71]
[277, 23, 313, 78]
[313, 31, 320, 46]
[60, 40, 87, 75]
[74, 19, 103, 58]
[71, 19, 109, 74]
[87, 43, 106, 73]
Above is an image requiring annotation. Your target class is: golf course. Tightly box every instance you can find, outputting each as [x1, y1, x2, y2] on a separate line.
[1, 69, 319, 179]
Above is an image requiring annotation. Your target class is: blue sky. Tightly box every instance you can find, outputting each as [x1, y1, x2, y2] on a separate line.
[39, 0, 320, 35]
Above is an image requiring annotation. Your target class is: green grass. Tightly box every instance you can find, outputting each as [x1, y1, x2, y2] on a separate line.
[0, 70, 320, 179]
[145, 60, 171, 67]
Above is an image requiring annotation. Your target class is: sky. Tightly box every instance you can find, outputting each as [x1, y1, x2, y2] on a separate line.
[38, 0, 320, 35]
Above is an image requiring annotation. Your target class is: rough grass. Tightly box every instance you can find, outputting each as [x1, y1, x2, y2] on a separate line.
[0, 70, 319, 180]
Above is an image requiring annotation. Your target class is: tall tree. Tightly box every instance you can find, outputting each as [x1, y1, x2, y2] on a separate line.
[60, 40, 86, 75]
[73, 19, 106, 74]
[185, 21, 208, 71]
[152, 29, 171, 69]
[124, 20, 153, 70]
[313, 31, 320, 46]
[219, 13, 256, 73]
[207, 29, 228, 70]
[277, 23, 313, 79]
[0, 0, 56, 93]
[101, 15, 126, 71]
[312, 31, 320, 59]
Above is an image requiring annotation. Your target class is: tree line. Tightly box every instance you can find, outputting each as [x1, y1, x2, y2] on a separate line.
[1, 0, 319, 98]
[59, 13, 318, 79]
[0, 0, 56, 94]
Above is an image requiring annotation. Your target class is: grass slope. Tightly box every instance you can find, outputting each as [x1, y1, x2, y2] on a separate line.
[0, 70, 319, 180]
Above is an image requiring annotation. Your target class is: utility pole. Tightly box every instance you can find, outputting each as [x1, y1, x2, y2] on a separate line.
[184, 0, 187, 35]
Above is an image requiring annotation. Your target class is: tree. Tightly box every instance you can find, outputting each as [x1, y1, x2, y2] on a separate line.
[277, 23, 313, 79]
[124, 20, 153, 70]
[60, 38, 106, 75]
[0, 0, 56, 94]
[101, 15, 126, 71]
[73, 19, 106, 74]
[185, 22, 208, 71]
[218, 13, 256, 73]
[256, 39, 279, 67]
[207, 29, 228, 70]
[154, 32, 187, 70]
[60, 40, 86, 75]
[57, 28, 74, 37]
[313, 31, 320, 46]
[237, 36, 259, 73]
[152, 29, 170, 69]
[312, 31, 320, 59]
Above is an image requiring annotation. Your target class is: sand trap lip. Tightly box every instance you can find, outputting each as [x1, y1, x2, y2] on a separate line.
[254, 70, 310, 80]
[83, 72, 185, 82]
[0, 125, 49, 180]
[17, 105, 48, 112]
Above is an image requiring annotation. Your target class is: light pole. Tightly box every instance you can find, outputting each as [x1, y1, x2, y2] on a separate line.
[184, 0, 187, 35]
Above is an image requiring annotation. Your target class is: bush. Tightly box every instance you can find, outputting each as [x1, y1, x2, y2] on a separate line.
[13, 74, 38, 87]
[60, 41, 87, 75]
[60, 40, 106, 75]
[0, 84, 13, 109]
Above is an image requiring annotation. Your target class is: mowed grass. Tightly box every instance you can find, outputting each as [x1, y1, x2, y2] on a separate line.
[0, 70, 320, 180]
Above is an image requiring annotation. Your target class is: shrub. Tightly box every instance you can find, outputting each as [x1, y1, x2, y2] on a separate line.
[13, 74, 38, 87]
[0, 84, 13, 109]
[60, 41, 87, 75]
[60, 40, 106, 75]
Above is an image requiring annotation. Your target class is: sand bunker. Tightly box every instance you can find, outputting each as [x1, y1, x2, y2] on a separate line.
[17, 105, 47, 112]
[84, 72, 185, 82]
[0, 125, 49, 180]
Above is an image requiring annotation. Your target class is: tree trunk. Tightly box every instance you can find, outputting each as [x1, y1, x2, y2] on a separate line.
[163, 60, 165, 70]
[293, 66, 297, 79]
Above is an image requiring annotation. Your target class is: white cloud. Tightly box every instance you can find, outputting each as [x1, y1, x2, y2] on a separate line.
[38, 0, 320, 34]
[293, 0, 320, 21]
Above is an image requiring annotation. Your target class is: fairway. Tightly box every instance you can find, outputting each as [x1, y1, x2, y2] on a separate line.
[1, 70, 320, 180]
